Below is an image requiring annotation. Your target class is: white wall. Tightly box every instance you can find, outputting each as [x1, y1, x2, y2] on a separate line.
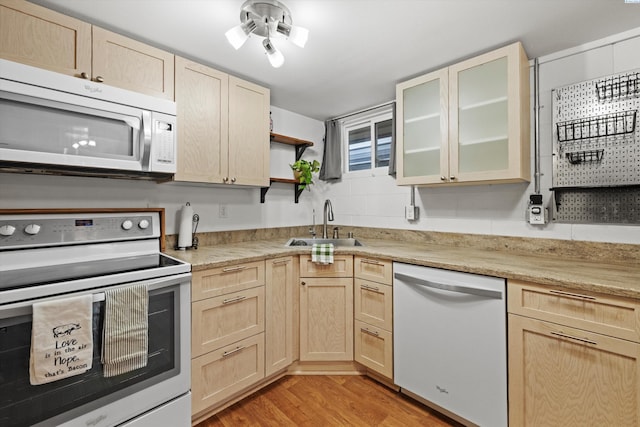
[2, 29, 640, 244]
[324, 28, 640, 244]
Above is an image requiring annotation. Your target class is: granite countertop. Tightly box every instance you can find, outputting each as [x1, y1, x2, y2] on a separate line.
[166, 237, 640, 300]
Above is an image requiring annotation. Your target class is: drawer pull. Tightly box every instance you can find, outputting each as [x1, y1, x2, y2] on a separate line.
[222, 265, 246, 273]
[361, 259, 383, 266]
[361, 327, 380, 337]
[222, 346, 245, 358]
[551, 331, 597, 346]
[549, 289, 596, 301]
[222, 295, 247, 305]
[360, 284, 381, 293]
[271, 259, 289, 265]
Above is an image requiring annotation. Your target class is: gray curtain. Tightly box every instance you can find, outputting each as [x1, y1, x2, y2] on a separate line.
[319, 119, 342, 181]
[388, 102, 397, 176]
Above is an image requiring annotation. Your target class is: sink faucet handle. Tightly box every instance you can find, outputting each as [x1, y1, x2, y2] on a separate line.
[332, 226, 339, 239]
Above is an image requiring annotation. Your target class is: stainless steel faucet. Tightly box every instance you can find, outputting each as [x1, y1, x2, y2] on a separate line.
[322, 199, 334, 239]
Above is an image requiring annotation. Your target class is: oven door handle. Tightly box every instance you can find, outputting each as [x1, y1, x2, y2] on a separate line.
[0, 273, 190, 319]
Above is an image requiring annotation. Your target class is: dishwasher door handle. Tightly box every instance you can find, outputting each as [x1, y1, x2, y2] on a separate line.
[394, 272, 503, 299]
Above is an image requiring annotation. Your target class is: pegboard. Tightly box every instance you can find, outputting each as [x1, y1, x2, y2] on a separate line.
[553, 188, 640, 224]
[551, 69, 640, 224]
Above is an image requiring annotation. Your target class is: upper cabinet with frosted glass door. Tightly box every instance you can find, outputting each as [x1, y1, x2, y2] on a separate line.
[396, 42, 530, 186]
[396, 69, 449, 185]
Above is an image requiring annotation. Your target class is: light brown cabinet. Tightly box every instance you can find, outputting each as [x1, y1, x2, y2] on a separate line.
[508, 280, 640, 426]
[299, 255, 353, 362]
[265, 256, 295, 376]
[174, 57, 269, 186]
[191, 286, 265, 358]
[191, 260, 265, 301]
[191, 333, 265, 415]
[353, 257, 393, 379]
[396, 41, 530, 186]
[0, 0, 90, 76]
[91, 26, 174, 99]
[190, 262, 266, 417]
[0, 0, 174, 99]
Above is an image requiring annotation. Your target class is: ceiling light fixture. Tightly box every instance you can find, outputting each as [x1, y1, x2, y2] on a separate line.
[225, 0, 309, 68]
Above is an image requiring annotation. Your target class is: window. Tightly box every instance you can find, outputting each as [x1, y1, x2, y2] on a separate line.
[342, 106, 393, 173]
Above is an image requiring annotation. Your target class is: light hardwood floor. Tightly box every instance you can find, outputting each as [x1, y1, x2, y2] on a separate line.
[196, 375, 461, 426]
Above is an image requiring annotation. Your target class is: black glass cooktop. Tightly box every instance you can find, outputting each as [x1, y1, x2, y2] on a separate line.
[1, 253, 183, 290]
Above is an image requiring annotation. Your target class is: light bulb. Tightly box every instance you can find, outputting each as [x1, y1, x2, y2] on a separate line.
[289, 26, 309, 48]
[276, 22, 309, 48]
[225, 20, 257, 50]
[263, 38, 285, 68]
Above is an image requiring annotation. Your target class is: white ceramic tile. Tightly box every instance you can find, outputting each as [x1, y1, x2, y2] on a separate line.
[571, 224, 640, 244]
[364, 193, 408, 218]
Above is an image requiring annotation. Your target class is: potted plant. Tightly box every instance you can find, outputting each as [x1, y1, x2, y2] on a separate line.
[290, 159, 320, 190]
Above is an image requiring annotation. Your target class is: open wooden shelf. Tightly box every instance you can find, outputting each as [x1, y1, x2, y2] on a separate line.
[263, 133, 315, 203]
[270, 132, 314, 147]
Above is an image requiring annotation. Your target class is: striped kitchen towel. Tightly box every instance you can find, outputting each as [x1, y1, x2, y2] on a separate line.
[311, 243, 334, 264]
[101, 284, 148, 377]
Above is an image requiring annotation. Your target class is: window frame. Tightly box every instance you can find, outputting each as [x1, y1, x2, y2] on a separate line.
[341, 107, 393, 176]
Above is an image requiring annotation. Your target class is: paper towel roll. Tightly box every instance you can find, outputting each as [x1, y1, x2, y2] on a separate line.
[178, 203, 193, 249]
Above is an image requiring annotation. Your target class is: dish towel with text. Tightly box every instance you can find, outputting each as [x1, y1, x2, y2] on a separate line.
[311, 243, 334, 264]
[101, 284, 149, 377]
[30, 294, 93, 385]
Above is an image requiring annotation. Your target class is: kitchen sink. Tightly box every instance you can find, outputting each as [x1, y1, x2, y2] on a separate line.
[284, 237, 364, 247]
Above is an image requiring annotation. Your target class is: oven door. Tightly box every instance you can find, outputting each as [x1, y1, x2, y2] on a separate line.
[0, 274, 190, 427]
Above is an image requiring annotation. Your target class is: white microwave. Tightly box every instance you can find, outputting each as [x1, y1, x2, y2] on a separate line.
[0, 59, 176, 180]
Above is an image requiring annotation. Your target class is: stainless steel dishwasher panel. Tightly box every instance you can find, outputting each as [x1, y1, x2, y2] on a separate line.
[393, 262, 507, 427]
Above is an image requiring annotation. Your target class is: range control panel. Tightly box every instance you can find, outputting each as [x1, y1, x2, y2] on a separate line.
[0, 212, 159, 249]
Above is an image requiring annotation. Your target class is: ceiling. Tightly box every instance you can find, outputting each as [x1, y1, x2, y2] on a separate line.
[30, 0, 640, 121]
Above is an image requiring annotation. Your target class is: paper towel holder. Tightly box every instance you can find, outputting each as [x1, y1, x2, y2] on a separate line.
[176, 202, 199, 250]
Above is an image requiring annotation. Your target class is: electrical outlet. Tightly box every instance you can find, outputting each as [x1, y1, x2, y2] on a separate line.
[528, 205, 547, 225]
[219, 205, 228, 218]
[405, 205, 419, 221]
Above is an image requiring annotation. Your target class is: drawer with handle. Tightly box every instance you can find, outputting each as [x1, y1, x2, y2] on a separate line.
[354, 256, 392, 284]
[191, 286, 265, 357]
[191, 333, 265, 414]
[508, 280, 640, 342]
[192, 261, 265, 301]
[354, 278, 392, 331]
[354, 319, 393, 379]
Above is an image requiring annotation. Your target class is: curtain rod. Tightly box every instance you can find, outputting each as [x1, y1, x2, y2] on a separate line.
[330, 100, 395, 122]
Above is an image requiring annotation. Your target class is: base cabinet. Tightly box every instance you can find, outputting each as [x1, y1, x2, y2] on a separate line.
[299, 255, 353, 362]
[353, 257, 393, 380]
[508, 314, 640, 426]
[265, 256, 295, 376]
[190, 262, 266, 418]
[191, 333, 265, 415]
[508, 280, 640, 426]
[354, 319, 393, 379]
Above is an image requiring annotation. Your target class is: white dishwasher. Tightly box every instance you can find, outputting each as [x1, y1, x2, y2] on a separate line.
[393, 262, 507, 427]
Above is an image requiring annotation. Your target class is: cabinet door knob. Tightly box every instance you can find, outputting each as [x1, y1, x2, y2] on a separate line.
[449, 176, 456, 180]
[440, 176, 446, 181]
[301, 281, 306, 286]
[94, 76, 105, 83]
[231, 177, 236, 183]
[79, 72, 90, 79]
[223, 177, 229, 183]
